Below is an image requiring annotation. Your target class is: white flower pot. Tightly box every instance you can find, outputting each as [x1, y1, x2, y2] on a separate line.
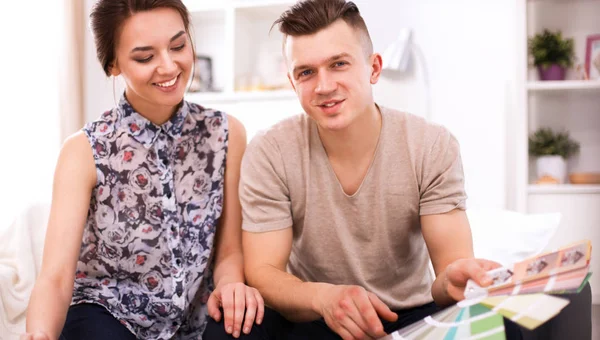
[536, 155, 567, 183]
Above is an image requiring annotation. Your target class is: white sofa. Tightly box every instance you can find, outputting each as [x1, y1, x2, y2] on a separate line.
[0, 202, 50, 340]
[1, 204, 588, 340]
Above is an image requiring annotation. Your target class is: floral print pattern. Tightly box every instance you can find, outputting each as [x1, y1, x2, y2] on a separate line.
[74, 96, 228, 339]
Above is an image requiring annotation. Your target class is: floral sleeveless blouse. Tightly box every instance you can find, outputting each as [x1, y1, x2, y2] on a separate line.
[74, 96, 228, 339]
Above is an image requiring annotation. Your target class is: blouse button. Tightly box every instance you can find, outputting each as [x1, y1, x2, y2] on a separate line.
[171, 226, 176, 233]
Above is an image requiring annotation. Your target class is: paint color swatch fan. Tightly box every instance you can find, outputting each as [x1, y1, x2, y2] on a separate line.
[381, 240, 592, 340]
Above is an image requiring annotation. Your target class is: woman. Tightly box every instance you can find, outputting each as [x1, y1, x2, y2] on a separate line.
[23, 1, 263, 339]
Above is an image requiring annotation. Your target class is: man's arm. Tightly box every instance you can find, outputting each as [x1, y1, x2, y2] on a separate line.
[242, 228, 326, 322]
[421, 209, 499, 306]
[243, 228, 396, 339]
[418, 127, 500, 306]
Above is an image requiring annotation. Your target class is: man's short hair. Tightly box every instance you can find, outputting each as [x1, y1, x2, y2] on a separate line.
[273, 0, 373, 56]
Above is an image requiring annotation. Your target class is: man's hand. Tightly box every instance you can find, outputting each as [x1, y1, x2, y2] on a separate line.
[207, 282, 265, 338]
[315, 285, 397, 340]
[444, 258, 502, 301]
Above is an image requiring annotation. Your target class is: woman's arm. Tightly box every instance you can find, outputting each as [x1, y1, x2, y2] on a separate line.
[207, 115, 264, 338]
[25, 132, 96, 339]
[212, 115, 247, 288]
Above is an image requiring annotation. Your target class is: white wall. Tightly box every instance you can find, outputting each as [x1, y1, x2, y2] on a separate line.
[0, 1, 61, 221]
[83, 0, 518, 210]
[84, 0, 125, 123]
[356, 0, 517, 210]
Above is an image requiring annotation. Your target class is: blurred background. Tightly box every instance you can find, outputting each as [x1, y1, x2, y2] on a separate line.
[0, 0, 599, 338]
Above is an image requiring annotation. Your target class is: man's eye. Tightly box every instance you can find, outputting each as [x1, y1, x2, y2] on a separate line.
[299, 70, 313, 77]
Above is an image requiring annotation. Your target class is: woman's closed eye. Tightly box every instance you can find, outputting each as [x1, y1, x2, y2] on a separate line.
[135, 55, 153, 63]
[171, 43, 185, 51]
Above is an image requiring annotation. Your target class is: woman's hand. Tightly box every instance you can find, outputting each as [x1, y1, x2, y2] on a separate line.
[20, 331, 50, 340]
[207, 282, 264, 338]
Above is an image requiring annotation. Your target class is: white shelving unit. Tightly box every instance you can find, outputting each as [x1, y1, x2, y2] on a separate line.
[186, 89, 297, 104]
[527, 80, 600, 91]
[513, 0, 600, 303]
[182, 0, 302, 139]
[528, 184, 600, 194]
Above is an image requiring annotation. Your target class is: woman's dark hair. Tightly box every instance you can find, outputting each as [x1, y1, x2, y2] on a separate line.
[90, 0, 194, 76]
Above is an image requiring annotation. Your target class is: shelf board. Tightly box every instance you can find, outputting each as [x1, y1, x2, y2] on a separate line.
[527, 80, 600, 92]
[233, 0, 296, 9]
[184, 2, 228, 13]
[528, 184, 600, 194]
[185, 1, 295, 13]
[185, 89, 297, 103]
[527, 0, 600, 2]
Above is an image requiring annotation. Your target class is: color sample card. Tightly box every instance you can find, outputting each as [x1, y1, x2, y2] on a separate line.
[473, 240, 592, 295]
[480, 294, 569, 330]
[504, 240, 591, 288]
[380, 239, 591, 340]
[382, 304, 506, 340]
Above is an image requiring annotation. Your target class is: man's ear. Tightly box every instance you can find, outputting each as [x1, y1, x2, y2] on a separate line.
[369, 53, 383, 85]
[287, 73, 296, 92]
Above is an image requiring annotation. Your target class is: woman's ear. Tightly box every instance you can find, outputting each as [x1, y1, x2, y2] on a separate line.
[109, 61, 121, 77]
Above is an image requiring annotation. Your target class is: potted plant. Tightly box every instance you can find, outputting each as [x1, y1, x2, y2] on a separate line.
[529, 128, 580, 184]
[528, 29, 575, 81]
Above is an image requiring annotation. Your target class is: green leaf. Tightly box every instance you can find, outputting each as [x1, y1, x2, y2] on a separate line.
[529, 127, 580, 158]
[528, 29, 575, 68]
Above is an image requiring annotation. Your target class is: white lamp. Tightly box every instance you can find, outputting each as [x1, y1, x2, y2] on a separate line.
[382, 28, 413, 73]
[381, 29, 432, 120]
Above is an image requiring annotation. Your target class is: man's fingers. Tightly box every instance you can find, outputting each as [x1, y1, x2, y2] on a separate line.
[447, 260, 493, 287]
[336, 324, 357, 340]
[338, 321, 370, 340]
[458, 260, 490, 286]
[368, 292, 397, 324]
[477, 258, 503, 271]
[339, 318, 372, 340]
[353, 291, 386, 338]
[338, 291, 370, 337]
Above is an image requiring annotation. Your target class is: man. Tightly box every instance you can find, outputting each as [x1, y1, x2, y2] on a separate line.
[239, 0, 508, 338]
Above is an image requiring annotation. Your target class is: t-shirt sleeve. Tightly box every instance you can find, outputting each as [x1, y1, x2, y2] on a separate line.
[419, 128, 467, 215]
[239, 133, 293, 232]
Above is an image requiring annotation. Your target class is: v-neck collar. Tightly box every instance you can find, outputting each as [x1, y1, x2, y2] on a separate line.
[312, 105, 385, 198]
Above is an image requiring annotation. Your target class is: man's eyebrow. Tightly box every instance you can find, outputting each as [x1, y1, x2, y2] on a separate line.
[130, 31, 186, 53]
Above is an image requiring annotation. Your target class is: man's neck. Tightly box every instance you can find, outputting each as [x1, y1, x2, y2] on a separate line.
[318, 104, 382, 162]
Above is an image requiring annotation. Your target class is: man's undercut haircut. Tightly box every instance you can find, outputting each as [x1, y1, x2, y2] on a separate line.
[273, 0, 373, 56]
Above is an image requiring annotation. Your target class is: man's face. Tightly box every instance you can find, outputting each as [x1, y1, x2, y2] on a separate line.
[285, 20, 381, 131]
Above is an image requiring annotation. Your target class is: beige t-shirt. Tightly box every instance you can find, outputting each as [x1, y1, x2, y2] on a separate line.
[239, 106, 467, 310]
